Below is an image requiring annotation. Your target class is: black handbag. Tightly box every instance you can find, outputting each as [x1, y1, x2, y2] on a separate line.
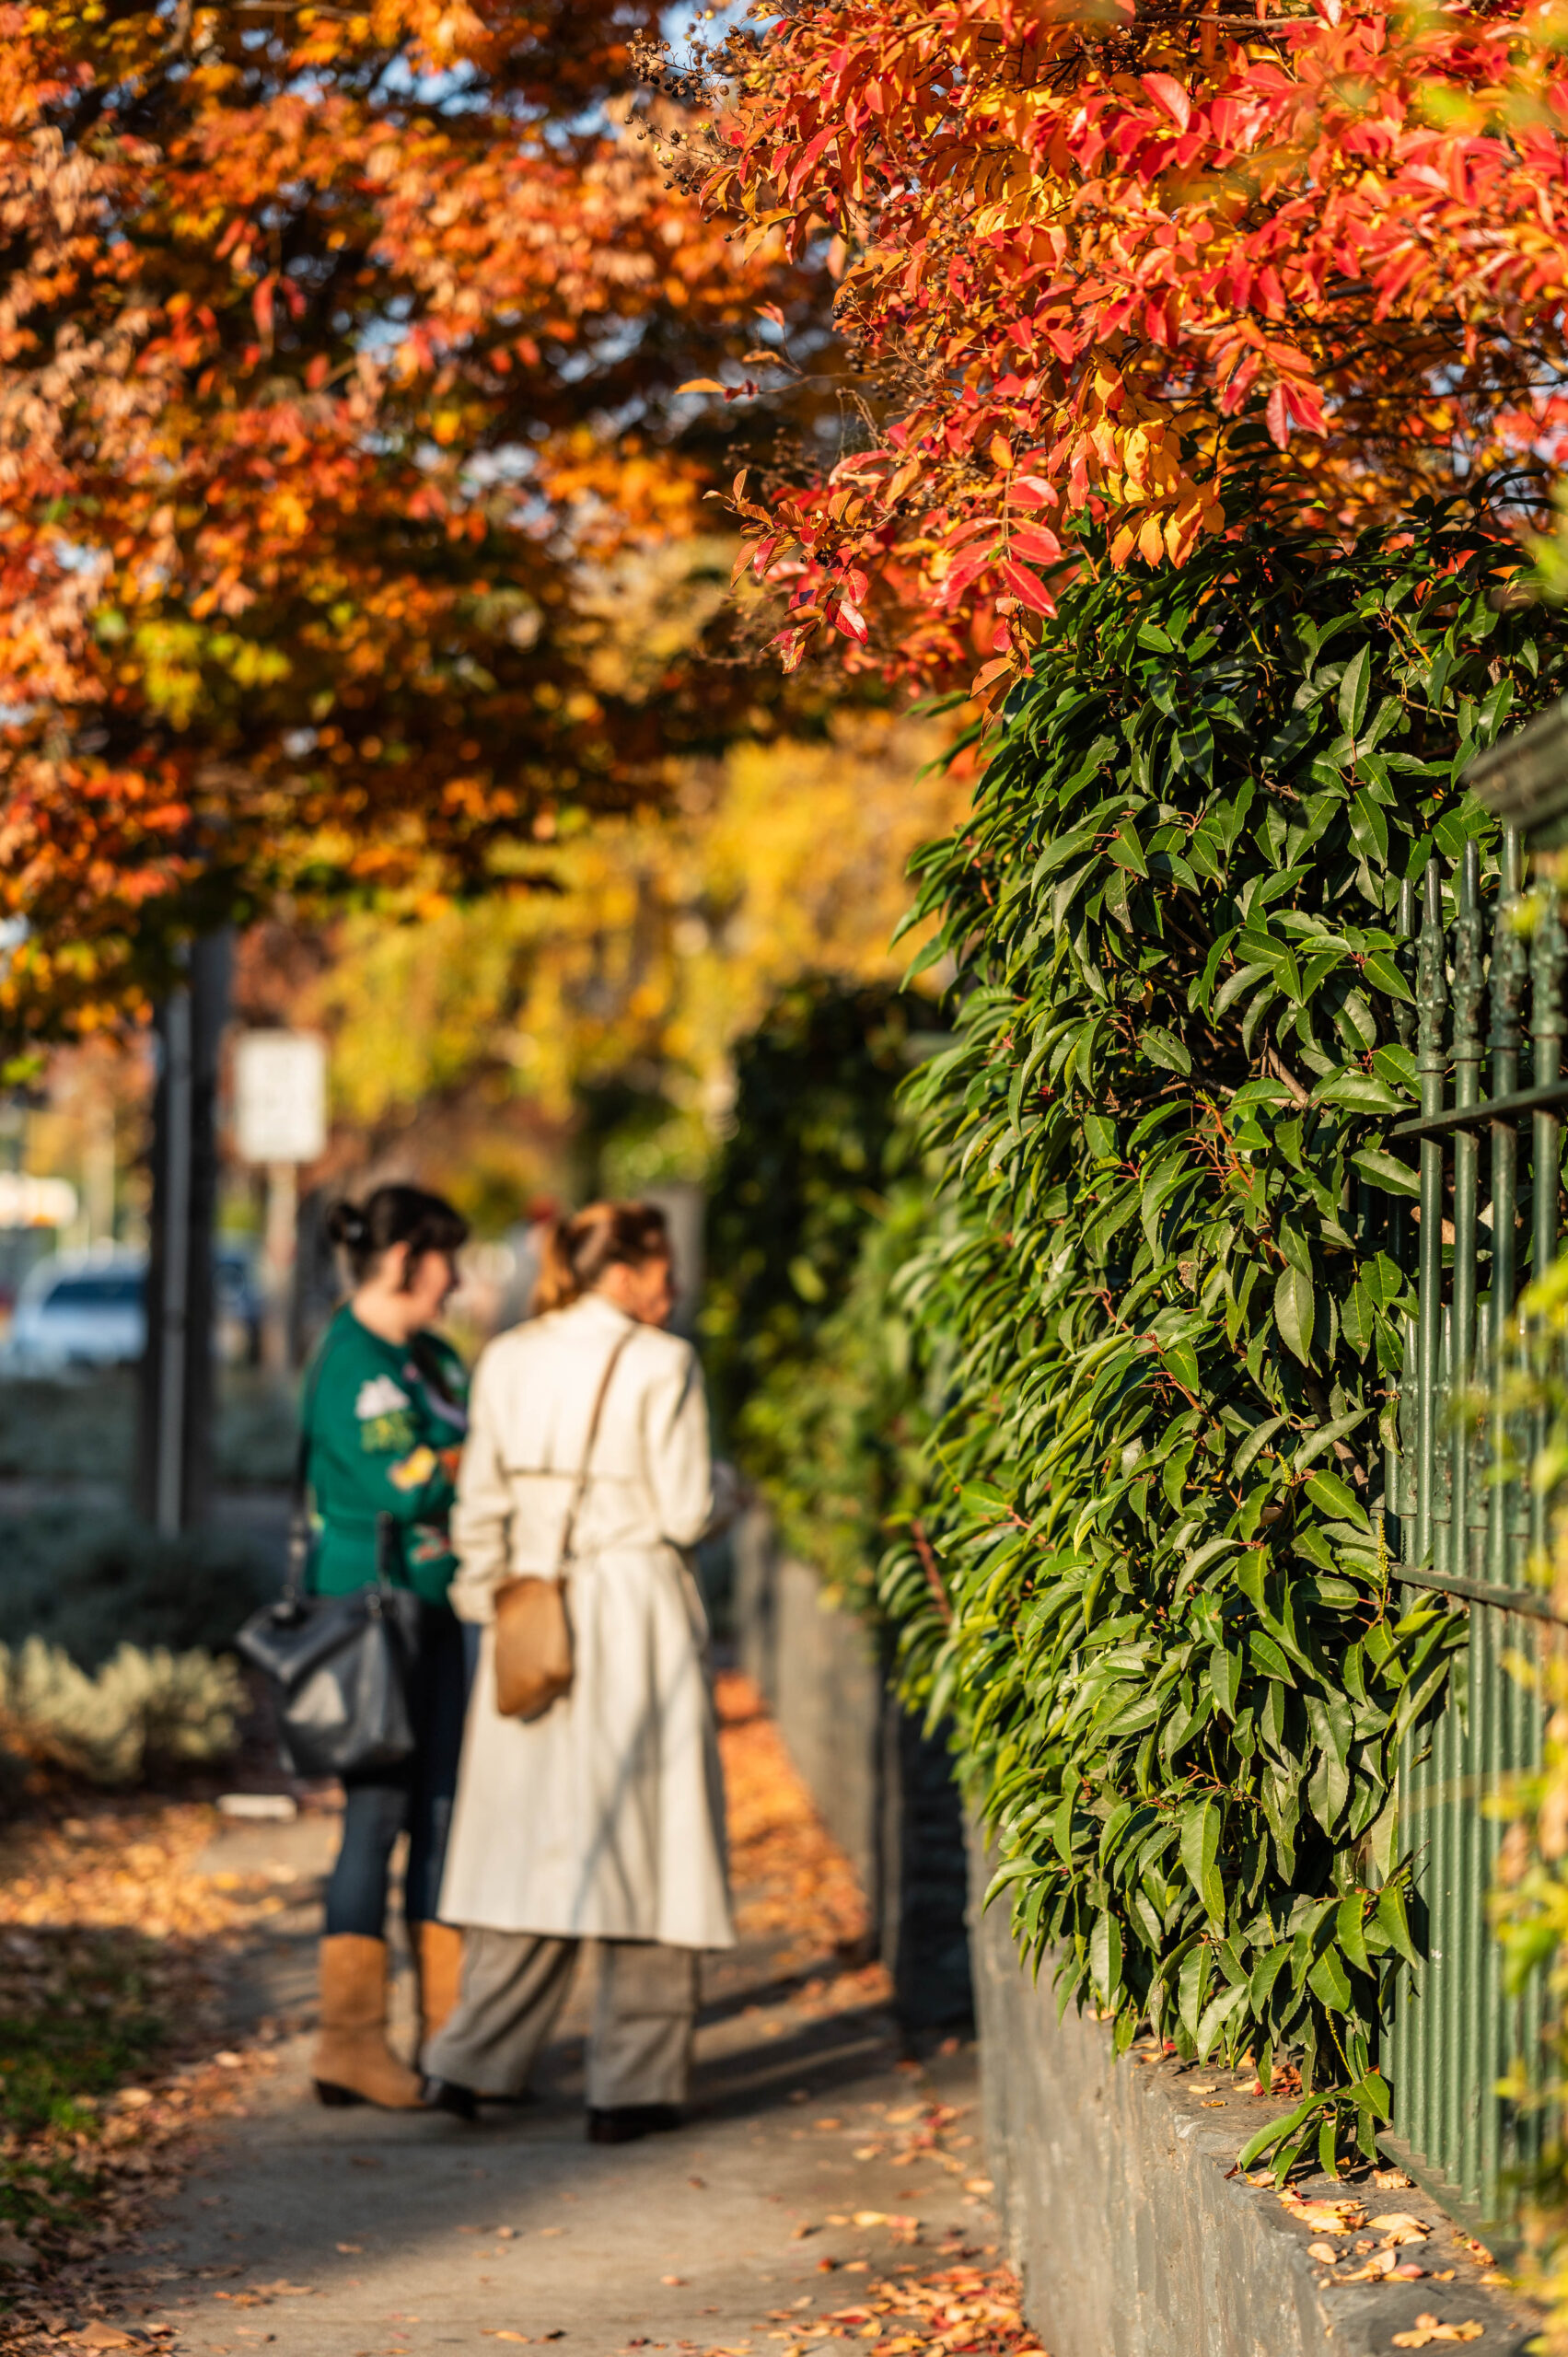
[238, 1377, 424, 1780]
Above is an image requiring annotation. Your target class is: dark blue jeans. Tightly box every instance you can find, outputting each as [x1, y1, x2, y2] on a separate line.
[325, 1605, 472, 1938]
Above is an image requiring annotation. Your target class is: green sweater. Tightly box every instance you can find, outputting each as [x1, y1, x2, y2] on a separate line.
[303, 1309, 468, 1607]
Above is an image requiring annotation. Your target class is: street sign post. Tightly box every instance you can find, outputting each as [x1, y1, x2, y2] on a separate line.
[234, 1031, 328, 1375]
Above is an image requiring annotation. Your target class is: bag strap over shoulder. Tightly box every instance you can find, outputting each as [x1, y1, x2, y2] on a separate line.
[554, 1327, 633, 1582]
[286, 1320, 339, 1604]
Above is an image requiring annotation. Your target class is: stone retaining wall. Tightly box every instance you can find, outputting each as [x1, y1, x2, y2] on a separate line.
[970, 1838, 1536, 2357]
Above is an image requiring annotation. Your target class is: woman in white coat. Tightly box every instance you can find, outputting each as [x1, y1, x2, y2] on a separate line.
[423, 1201, 735, 2143]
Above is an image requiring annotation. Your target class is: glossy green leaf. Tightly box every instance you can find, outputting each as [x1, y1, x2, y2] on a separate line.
[1274, 1264, 1316, 1364]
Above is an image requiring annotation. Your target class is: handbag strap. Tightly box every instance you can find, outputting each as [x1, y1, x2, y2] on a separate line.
[285, 1358, 323, 1606]
[553, 1327, 633, 1582]
[286, 1316, 344, 1605]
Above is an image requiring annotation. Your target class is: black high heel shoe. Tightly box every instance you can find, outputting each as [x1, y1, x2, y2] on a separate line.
[586, 2104, 679, 2145]
[423, 2076, 479, 2121]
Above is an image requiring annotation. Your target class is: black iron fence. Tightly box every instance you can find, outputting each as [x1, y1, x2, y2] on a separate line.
[1376, 830, 1557, 2221]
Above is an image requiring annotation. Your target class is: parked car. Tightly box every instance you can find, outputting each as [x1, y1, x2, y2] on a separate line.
[4, 1241, 263, 1373]
[6, 1248, 146, 1371]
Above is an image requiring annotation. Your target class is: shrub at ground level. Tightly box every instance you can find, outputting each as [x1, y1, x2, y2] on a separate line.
[0, 1508, 274, 1673]
[0, 1642, 245, 1786]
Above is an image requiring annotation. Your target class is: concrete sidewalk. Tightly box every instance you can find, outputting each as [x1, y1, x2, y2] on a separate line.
[107, 1809, 994, 2357]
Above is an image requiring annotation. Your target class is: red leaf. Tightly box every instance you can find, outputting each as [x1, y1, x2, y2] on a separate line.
[1140, 74, 1191, 132]
[1000, 559, 1056, 615]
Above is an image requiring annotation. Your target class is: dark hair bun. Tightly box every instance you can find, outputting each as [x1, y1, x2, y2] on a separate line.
[325, 1199, 369, 1249]
[327, 1184, 468, 1291]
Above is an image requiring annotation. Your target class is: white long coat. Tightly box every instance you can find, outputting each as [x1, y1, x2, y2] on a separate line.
[437, 1291, 735, 1951]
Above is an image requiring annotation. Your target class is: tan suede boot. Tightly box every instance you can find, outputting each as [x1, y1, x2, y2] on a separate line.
[313, 1934, 424, 2109]
[415, 1921, 466, 2056]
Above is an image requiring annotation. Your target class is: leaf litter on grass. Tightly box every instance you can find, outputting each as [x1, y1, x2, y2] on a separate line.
[0, 1799, 288, 2346]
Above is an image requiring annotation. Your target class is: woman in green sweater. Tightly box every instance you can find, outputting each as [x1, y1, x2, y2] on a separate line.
[306, 1184, 470, 2110]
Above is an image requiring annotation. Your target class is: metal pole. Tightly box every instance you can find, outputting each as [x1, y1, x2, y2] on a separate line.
[262, 1158, 297, 1376]
[155, 983, 192, 1538]
[138, 930, 231, 1535]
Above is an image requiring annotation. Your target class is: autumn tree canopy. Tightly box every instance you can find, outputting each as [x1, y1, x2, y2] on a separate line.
[0, 1, 839, 1043]
[667, 0, 1568, 687]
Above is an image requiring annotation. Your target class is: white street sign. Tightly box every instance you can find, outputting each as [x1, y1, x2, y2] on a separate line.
[235, 1031, 327, 1166]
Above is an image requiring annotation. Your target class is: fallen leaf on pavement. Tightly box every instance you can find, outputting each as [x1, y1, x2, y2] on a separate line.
[1373, 2169, 1416, 2190]
[1308, 2243, 1340, 2263]
[964, 2178, 994, 2196]
[791, 2225, 818, 2240]
[661, 2276, 687, 2287]
[852, 2212, 888, 2228]
[1391, 2317, 1484, 2348]
[72, 2329, 140, 2351]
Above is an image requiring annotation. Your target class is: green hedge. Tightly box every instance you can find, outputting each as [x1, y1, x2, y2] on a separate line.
[703, 978, 939, 1605]
[877, 504, 1568, 2173]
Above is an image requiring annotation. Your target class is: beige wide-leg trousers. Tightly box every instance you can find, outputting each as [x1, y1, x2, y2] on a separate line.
[424, 1931, 699, 2107]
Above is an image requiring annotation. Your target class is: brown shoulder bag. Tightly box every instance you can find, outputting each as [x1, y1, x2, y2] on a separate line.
[493, 1329, 632, 1722]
